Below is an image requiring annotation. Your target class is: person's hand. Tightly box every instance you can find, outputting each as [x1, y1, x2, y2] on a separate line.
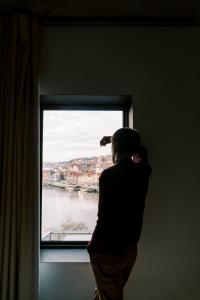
[132, 153, 142, 163]
[100, 136, 111, 146]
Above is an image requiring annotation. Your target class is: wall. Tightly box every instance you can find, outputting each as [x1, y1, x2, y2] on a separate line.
[40, 26, 200, 300]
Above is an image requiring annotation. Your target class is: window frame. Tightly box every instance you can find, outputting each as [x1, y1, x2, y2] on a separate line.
[40, 97, 131, 249]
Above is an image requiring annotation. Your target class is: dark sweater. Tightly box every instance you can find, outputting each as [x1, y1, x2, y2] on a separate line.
[87, 157, 152, 254]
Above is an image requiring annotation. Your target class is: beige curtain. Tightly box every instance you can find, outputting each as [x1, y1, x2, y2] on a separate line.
[0, 14, 40, 300]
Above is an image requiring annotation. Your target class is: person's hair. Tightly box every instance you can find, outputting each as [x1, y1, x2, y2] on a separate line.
[111, 128, 141, 162]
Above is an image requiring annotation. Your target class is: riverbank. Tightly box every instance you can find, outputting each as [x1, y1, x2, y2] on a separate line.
[43, 182, 99, 193]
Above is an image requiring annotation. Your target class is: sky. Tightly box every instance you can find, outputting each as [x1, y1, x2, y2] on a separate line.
[43, 110, 122, 162]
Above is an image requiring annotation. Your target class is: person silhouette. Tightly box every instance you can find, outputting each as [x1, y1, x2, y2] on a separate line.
[87, 128, 152, 300]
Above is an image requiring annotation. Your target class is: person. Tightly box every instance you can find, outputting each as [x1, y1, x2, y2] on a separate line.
[87, 128, 152, 300]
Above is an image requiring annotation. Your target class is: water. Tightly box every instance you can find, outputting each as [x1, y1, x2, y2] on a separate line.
[42, 186, 98, 240]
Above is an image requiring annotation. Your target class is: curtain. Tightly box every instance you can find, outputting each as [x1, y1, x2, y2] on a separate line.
[0, 14, 40, 300]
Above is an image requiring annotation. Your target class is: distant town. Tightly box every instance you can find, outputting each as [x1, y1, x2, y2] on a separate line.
[42, 155, 113, 192]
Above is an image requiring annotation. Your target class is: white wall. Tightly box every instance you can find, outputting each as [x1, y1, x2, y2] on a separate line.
[40, 27, 200, 300]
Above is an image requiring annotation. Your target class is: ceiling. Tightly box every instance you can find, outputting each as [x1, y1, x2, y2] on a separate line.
[0, 0, 199, 25]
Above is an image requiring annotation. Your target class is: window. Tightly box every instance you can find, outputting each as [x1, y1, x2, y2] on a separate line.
[40, 96, 131, 247]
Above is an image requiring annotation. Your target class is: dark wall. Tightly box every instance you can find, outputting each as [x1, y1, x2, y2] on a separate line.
[40, 27, 200, 300]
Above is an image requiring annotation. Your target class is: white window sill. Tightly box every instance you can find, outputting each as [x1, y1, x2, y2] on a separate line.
[40, 248, 90, 263]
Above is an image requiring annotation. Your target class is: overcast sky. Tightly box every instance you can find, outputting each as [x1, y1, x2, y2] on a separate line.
[43, 110, 122, 162]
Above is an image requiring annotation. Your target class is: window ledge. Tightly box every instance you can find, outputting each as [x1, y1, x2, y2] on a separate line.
[40, 248, 90, 263]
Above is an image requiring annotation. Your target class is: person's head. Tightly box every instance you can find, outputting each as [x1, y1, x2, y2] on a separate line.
[111, 128, 141, 164]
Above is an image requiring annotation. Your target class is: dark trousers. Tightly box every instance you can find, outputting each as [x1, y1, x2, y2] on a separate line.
[89, 245, 137, 300]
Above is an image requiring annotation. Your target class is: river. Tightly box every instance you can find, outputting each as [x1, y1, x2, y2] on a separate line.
[42, 186, 98, 240]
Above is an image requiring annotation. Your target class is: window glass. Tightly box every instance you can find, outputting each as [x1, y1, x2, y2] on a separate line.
[42, 110, 122, 242]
